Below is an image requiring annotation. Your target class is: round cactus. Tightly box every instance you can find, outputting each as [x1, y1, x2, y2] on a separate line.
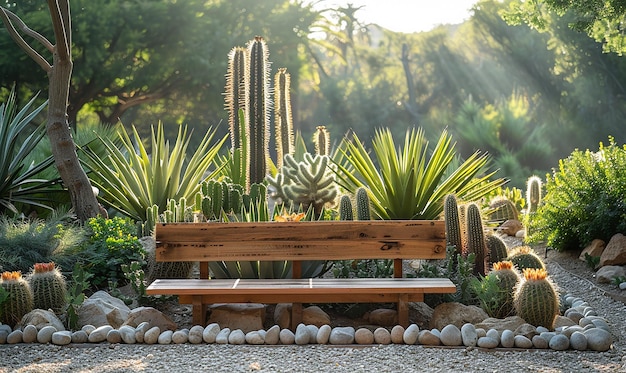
[489, 261, 521, 318]
[486, 234, 508, 267]
[514, 268, 559, 329]
[28, 262, 68, 314]
[0, 271, 34, 327]
[488, 196, 519, 222]
[507, 246, 546, 271]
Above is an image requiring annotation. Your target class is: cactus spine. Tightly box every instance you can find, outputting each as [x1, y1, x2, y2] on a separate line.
[466, 203, 488, 276]
[355, 187, 371, 220]
[314, 126, 330, 156]
[247, 36, 271, 186]
[225, 47, 247, 151]
[28, 262, 67, 314]
[339, 195, 354, 220]
[0, 271, 34, 326]
[274, 68, 294, 168]
[486, 234, 508, 267]
[514, 268, 559, 329]
[507, 246, 545, 271]
[527, 176, 543, 213]
[489, 261, 521, 318]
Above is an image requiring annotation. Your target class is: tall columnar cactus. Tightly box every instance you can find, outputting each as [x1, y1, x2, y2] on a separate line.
[339, 195, 354, 221]
[514, 268, 559, 329]
[444, 194, 463, 259]
[266, 153, 338, 216]
[488, 196, 519, 222]
[489, 261, 521, 318]
[247, 36, 271, 186]
[28, 262, 67, 314]
[314, 126, 330, 156]
[0, 271, 34, 326]
[507, 246, 545, 271]
[466, 203, 488, 276]
[274, 68, 294, 168]
[486, 234, 508, 267]
[526, 175, 543, 213]
[355, 187, 371, 220]
[225, 47, 247, 151]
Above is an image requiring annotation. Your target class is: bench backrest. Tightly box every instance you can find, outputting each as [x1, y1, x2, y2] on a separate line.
[154, 220, 446, 262]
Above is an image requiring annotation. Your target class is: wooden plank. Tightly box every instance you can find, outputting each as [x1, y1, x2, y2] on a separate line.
[178, 292, 426, 305]
[154, 220, 446, 262]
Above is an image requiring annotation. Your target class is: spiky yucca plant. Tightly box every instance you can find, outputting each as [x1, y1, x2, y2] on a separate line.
[334, 128, 505, 220]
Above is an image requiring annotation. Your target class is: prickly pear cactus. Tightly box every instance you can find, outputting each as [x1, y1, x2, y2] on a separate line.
[514, 268, 559, 329]
[28, 262, 67, 314]
[466, 203, 488, 276]
[507, 246, 545, 271]
[489, 261, 521, 318]
[0, 271, 34, 326]
[486, 234, 508, 267]
[488, 196, 519, 222]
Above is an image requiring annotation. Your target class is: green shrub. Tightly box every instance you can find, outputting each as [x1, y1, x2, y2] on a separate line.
[81, 217, 145, 290]
[527, 137, 626, 251]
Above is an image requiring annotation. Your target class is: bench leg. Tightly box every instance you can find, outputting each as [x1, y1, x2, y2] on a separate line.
[291, 303, 303, 331]
[192, 295, 206, 326]
[398, 294, 409, 327]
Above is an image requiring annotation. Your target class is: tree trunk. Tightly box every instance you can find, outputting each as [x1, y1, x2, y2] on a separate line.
[47, 47, 99, 221]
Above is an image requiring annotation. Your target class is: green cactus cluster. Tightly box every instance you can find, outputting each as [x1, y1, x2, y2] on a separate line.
[0, 271, 34, 326]
[28, 263, 67, 314]
[338, 187, 371, 221]
[267, 153, 338, 216]
[488, 261, 521, 318]
[507, 245, 545, 271]
[196, 180, 244, 221]
[514, 268, 559, 329]
[488, 196, 519, 223]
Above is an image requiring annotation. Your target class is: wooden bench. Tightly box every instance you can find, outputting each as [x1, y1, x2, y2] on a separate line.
[146, 220, 456, 330]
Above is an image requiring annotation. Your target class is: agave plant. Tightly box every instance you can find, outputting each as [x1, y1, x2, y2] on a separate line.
[83, 122, 228, 221]
[0, 88, 57, 214]
[334, 127, 505, 220]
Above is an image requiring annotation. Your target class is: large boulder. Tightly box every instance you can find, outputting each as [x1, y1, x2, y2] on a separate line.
[18, 309, 65, 331]
[579, 239, 605, 262]
[77, 291, 130, 329]
[596, 265, 626, 284]
[600, 233, 626, 267]
[430, 302, 488, 330]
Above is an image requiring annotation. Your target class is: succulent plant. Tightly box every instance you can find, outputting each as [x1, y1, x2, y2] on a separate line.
[355, 187, 371, 221]
[28, 262, 67, 314]
[247, 36, 271, 186]
[444, 194, 463, 258]
[486, 234, 508, 267]
[507, 246, 545, 271]
[526, 175, 543, 213]
[314, 126, 330, 156]
[514, 268, 559, 329]
[339, 195, 354, 221]
[274, 68, 294, 168]
[0, 271, 34, 326]
[225, 47, 247, 151]
[488, 196, 519, 222]
[466, 202, 488, 276]
[489, 261, 521, 318]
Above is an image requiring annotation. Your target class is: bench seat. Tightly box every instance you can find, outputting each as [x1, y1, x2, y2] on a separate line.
[147, 277, 456, 327]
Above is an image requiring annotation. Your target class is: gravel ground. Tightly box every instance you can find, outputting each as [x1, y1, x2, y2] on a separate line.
[1, 252, 625, 373]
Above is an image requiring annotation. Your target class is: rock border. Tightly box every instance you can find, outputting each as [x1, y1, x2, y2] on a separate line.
[0, 293, 614, 352]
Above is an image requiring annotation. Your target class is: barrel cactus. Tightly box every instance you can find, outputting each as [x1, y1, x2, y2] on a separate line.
[507, 246, 545, 271]
[0, 271, 34, 326]
[489, 261, 521, 318]
[514, 268, 559, 329]
[488, 196, 519, 222]
[526, 175, 543, 213]
[28, 262, 67, 314]
[486, 234, 508, 267]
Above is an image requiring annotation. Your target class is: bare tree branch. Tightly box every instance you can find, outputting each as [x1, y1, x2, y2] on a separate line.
[0, 7, 52, 72]
[47, 0, 70, 60]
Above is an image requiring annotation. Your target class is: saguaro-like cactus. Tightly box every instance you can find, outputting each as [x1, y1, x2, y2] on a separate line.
[28, 262, 67, 314]
[0, 271, 34, 326]
[247, 36, 271, 186]
[444, 194, 463, 256]
[225, 47, 247, 151]
[526, 176, 543, 213]
[355, 187, 371, 220]
[339, 195, 354, 221]
[466, 202, 488, 276]
[274, 68, 294, 168]
[314, 126, 330, 156]
[514, 268, 559, 329]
